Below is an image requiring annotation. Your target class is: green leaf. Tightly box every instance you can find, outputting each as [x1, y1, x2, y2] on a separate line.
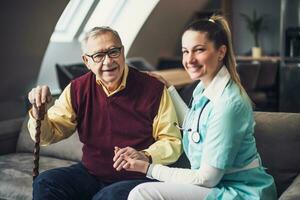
[240, 10, 266, 47]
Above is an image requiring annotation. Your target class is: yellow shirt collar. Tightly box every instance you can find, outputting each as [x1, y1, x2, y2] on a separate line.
[96, 64, 128, 96]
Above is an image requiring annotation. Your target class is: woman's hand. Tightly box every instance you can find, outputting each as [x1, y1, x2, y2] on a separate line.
[113, 146, 150, 171]
[121, 154, 150, 174]
[146, 72, 170, 88]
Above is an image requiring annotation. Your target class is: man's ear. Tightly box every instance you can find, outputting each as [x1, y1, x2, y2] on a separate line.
[82, 55, 90, 69]
[218, 45, 227, 61]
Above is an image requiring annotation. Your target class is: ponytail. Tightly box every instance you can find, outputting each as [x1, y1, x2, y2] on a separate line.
[209, 15, 244, 93]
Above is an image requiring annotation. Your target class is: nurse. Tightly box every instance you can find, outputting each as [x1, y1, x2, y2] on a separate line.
[115, 15, 277, 199]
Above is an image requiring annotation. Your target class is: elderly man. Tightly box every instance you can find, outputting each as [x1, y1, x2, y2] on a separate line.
[27, 26, 182, 200]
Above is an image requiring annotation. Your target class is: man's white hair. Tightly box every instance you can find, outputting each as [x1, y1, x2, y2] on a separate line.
[81, 26, 122, 54]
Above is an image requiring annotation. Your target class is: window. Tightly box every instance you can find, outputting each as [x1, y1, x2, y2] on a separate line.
[81, 0, 160, 55]
[50, 0, 95, 42]
[51, 0, 159, 51]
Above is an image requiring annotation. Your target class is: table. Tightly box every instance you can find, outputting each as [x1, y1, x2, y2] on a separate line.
[236, 56, 280, 63]
[152, 68, 193, 88]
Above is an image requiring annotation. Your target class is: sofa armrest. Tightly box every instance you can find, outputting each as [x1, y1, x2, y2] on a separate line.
[0, 117, 24, 155]
[279, 174, 300, 200]
[254, 112, 300, 196]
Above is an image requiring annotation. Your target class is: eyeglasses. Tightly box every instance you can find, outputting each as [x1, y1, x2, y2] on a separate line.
[85, 46, 123, 63]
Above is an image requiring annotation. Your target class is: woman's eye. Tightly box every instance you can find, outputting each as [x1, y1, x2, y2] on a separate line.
[182, 50, 188, 54]
[195, 48, 204, 53]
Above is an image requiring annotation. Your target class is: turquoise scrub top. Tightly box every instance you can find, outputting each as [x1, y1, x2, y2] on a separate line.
[182, 75, 277, 199]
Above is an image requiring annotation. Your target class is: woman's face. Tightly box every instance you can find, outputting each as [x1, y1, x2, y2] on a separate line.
[181, 30, 226, 86]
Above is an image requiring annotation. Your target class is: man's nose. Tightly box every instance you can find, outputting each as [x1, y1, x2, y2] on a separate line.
[102, 54, 113, 65]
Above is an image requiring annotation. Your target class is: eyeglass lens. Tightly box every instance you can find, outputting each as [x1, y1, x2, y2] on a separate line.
[89, 47, 122, 63]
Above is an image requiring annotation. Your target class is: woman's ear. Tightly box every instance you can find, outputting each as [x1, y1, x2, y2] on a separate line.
[218, 45, 227, 61]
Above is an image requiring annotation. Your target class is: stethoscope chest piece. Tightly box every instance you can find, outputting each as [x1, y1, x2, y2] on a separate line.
[191, 131, 201, 143]
[176, 98, 210, 144]
[189, 99, 210, 144]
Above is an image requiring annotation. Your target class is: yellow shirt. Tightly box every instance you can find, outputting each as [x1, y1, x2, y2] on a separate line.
[28, 65, 182, 165]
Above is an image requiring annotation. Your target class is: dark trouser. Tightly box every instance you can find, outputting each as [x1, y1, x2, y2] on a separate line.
[33, 163, 153, 200]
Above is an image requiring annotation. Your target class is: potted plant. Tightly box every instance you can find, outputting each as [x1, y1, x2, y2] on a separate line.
[240, 10, 266, 58]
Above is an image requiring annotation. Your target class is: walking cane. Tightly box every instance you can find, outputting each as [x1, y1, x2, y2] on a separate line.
[33, 104, 45, 181]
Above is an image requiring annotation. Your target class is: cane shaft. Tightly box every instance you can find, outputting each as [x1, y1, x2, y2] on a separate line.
[33, 104, 45, 180]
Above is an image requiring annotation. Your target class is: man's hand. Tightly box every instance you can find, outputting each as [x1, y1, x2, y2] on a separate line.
[113, 146, 149, 171]
[28, 85, 52, 119]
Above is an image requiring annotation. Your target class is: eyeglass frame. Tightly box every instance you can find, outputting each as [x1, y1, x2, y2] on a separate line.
[85, 46, 123, 63]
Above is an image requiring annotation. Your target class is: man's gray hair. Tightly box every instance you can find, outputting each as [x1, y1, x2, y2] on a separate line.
[81, 26, 122, 53]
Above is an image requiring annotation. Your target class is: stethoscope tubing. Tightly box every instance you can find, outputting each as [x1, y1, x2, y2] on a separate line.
[175, 97, 210, 143]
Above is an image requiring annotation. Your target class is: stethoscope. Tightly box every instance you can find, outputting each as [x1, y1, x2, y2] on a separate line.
[174, 97, 210, 143]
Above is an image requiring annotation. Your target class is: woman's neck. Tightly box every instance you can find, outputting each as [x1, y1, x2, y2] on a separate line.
[201, 65, 223, 88]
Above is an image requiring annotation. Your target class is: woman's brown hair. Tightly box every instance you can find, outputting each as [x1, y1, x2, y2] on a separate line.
[182, 15, 248, 96]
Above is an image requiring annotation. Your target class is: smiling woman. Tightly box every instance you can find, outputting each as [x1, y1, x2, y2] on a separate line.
[121, 15, 277, 200]
[181, 30, 226, 84]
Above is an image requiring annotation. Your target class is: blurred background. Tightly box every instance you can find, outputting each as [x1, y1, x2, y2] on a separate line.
[0, 0, 299, 122]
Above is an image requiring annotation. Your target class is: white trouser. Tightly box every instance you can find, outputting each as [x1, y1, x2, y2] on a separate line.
[128, 182, 212, 200]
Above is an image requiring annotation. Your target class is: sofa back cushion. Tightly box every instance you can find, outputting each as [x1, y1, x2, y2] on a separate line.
[254, 112, 300, 196]
[16, 115, 83, 162]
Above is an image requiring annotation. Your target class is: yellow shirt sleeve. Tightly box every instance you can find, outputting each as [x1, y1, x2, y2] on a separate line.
[27, 84, 77, 145]
[144, 87, 183, 164]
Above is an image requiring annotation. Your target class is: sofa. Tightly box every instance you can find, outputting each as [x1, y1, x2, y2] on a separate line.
[0, 111, 300, 200]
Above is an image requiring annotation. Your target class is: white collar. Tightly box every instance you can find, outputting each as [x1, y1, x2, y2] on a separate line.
[202, 66, 231, 103]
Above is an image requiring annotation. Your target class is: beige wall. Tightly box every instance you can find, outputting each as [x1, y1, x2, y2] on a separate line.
[127, 0, 208, 66]
[0, 1, 68, 102]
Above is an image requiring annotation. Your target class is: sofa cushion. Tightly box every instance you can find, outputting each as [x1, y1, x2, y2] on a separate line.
[254, 112, 300, 196]
[0, 117, 24, 155]
[0, 153, 77, 200]
[16, 115, 83, 162]
[279, 174, 300, 200]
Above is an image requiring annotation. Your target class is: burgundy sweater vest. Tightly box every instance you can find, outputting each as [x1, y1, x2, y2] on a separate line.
[70, 67, 164, 181]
